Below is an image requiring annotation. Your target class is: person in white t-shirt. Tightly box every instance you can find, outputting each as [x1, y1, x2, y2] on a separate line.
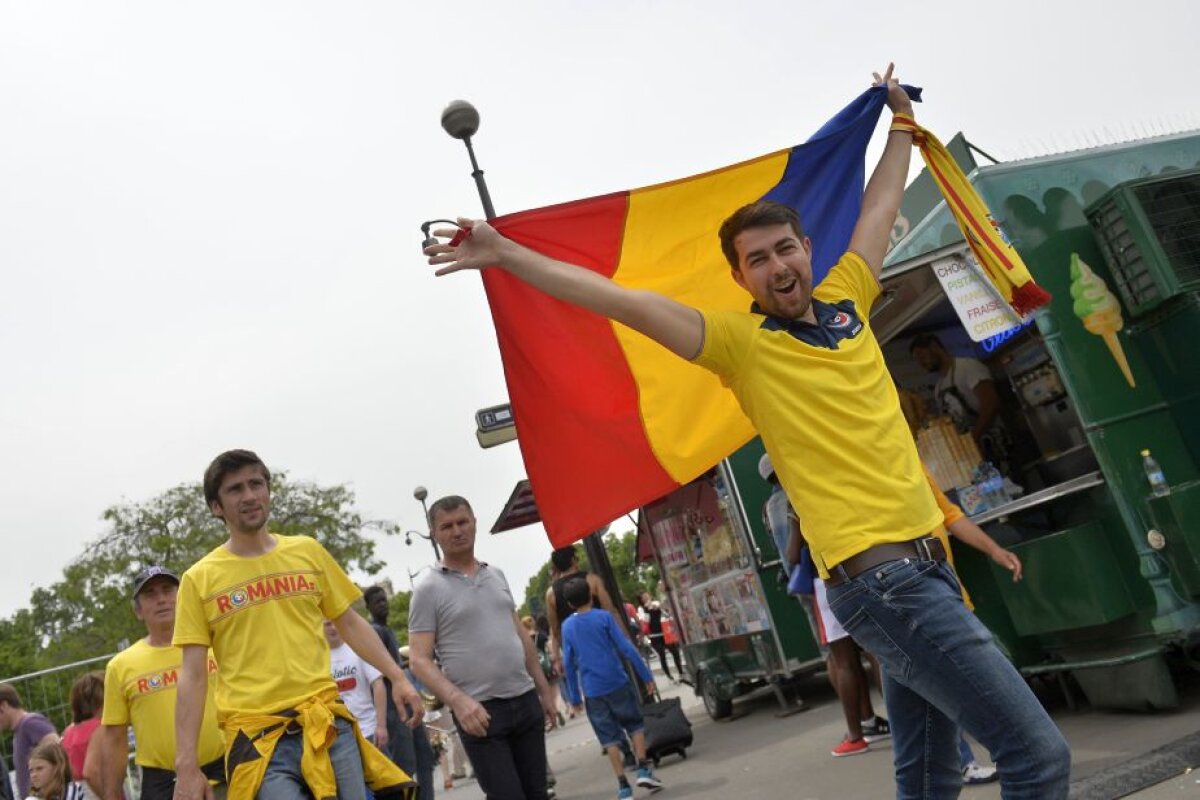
[323, 620, 389, 749]
[909, 333, 1002, 452]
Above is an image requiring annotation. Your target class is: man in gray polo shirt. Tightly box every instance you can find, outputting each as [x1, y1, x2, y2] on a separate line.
[409, 495, 559, 800]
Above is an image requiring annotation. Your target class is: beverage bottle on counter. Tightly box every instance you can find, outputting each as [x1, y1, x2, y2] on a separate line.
[981, 462, 1008, 508]
[1141, 449, 1170, 497]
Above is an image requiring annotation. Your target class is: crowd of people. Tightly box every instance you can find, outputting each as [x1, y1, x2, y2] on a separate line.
[422, 63, 1072, 799]
[1, 63, 1075, 800]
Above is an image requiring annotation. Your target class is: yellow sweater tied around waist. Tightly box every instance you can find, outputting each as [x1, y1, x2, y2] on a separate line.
[223, 687, 415, 800]
[889, 113, 1052, 317]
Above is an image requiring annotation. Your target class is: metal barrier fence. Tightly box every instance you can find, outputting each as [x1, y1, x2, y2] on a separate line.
[2, 654, 118, 793]
[1, 654, 116, 757]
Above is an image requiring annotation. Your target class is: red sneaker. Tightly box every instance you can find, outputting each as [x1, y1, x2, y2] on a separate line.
[831, 736, 869, 758]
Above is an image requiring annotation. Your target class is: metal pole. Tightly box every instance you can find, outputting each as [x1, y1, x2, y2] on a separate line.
[463, 136, 497, 221]
[582, 530, 629, 631]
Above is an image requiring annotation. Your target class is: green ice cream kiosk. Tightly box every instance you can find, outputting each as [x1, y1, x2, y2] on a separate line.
[876, 131, 1200, 710]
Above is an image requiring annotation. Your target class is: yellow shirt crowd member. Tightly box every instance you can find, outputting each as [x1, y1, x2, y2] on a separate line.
[695, 251, 942, 576]
[101, 640, 224, 770]
[174, 533, 413, 799]
[922, 463, 974, 611]
[173, 534, 361, 721]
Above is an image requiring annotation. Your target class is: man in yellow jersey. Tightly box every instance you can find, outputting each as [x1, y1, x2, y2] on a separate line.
[424, 65, 1070, 799]
[172, 450, 422, 800]
[100, 567, 225, 800]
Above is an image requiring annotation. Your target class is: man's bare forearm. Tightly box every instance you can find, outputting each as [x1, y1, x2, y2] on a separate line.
[495, 238, 703, 359]
[173, 647, 208, 770]
[99, 725, 129, 800]
[336, 610, 413, 689]
[410, 655, 470, 707]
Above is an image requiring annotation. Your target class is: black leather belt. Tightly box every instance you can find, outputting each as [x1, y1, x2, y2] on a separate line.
[824, 535, 947, 587]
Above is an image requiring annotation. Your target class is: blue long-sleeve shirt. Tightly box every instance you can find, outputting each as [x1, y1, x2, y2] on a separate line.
[561, 608, 653, 705]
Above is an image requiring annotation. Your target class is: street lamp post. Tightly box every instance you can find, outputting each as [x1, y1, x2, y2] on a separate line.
[441, 100, 497, 221]
[438, 102, 631, 629]
[411, 486, 441, 560]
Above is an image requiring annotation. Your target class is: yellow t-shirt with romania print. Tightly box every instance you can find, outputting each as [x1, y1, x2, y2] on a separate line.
[173, 534, 362, 721]
[101, 640, 224, 769]
[694, 251, 941, 577]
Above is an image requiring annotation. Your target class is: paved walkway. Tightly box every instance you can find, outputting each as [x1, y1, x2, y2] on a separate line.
[440, 664, 1200, 799]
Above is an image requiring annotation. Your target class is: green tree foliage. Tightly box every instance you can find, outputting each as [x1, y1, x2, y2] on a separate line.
[605, 530, 660, 607]
[520, 530, 658, 617]
[12, 473, 395, 672]
[386, 590, 412, 646]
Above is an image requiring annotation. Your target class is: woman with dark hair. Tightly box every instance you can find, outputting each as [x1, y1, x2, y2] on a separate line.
[59, 672, 103, 799]
[638, 591, 683, 683]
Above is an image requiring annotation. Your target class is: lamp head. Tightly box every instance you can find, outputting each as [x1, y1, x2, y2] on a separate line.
[414, 485, 428, 503]
[441, 100, 480, 140]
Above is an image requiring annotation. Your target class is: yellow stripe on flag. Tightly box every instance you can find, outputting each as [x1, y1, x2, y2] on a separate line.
[610, 150, 791, 480]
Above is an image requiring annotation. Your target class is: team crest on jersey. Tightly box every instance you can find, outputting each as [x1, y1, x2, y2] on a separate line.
[829, 311, 852, 328]
[213, 572, 320, 618]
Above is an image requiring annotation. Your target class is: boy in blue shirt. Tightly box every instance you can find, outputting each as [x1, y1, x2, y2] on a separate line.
[560, 577, 664, 799]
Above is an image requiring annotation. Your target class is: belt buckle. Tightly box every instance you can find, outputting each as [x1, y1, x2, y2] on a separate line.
[914, 537, 932, 561]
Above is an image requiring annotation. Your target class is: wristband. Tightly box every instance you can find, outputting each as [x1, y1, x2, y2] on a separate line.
[889, 113, 918, 135]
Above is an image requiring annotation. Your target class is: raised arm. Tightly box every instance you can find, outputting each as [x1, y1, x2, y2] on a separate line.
[425, 221, 705, 359]
[849, 63, 916, 276]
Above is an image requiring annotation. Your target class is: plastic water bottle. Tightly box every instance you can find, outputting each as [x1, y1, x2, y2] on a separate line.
[973, 463, 1007, 509]
[1142, 449, 1170, 497]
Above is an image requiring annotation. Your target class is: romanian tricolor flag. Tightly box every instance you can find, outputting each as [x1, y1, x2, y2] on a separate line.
[479, 86, 909, 545]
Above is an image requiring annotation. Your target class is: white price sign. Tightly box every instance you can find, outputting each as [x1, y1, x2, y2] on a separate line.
[930, 251, 1023, 342]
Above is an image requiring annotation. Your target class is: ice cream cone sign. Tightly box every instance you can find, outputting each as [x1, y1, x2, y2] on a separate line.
[1069, 253, 1135, 387]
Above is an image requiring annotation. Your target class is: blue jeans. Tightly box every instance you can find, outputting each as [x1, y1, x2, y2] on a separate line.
[826, 558, 1070, 800]
[257, 717, 367, 800]
[411, 724, 437, 800]
[958, 735, 976, 769]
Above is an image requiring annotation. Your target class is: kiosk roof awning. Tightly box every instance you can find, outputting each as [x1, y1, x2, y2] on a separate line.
[490, 479, 542, 534]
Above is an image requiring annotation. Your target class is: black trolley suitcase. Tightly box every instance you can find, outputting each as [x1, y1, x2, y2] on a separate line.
[641, 695, 693, 765]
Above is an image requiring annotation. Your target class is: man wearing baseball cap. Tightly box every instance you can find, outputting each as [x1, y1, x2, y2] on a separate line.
[99, 566, 225, 800]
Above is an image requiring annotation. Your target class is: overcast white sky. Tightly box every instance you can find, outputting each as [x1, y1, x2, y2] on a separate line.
[2, 0, 1197, 621]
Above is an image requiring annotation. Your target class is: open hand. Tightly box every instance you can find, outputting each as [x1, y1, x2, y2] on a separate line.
[873, 63, 913, 117]
[423, 217, 508, 275]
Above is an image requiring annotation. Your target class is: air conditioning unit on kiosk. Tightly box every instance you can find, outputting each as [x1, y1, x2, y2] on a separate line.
[1086, 168, 1200, 317]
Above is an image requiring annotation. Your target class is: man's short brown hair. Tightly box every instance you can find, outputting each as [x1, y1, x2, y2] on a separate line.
[0, 683, 23, 709]
[718, 200, 806, 269]
[203, 449, 271, 506]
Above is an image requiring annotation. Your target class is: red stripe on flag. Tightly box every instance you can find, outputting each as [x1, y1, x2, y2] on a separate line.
[483, 193, 679, 544]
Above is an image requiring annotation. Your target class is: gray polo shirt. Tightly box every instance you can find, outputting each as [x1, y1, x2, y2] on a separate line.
[409, 561, 534, 702]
